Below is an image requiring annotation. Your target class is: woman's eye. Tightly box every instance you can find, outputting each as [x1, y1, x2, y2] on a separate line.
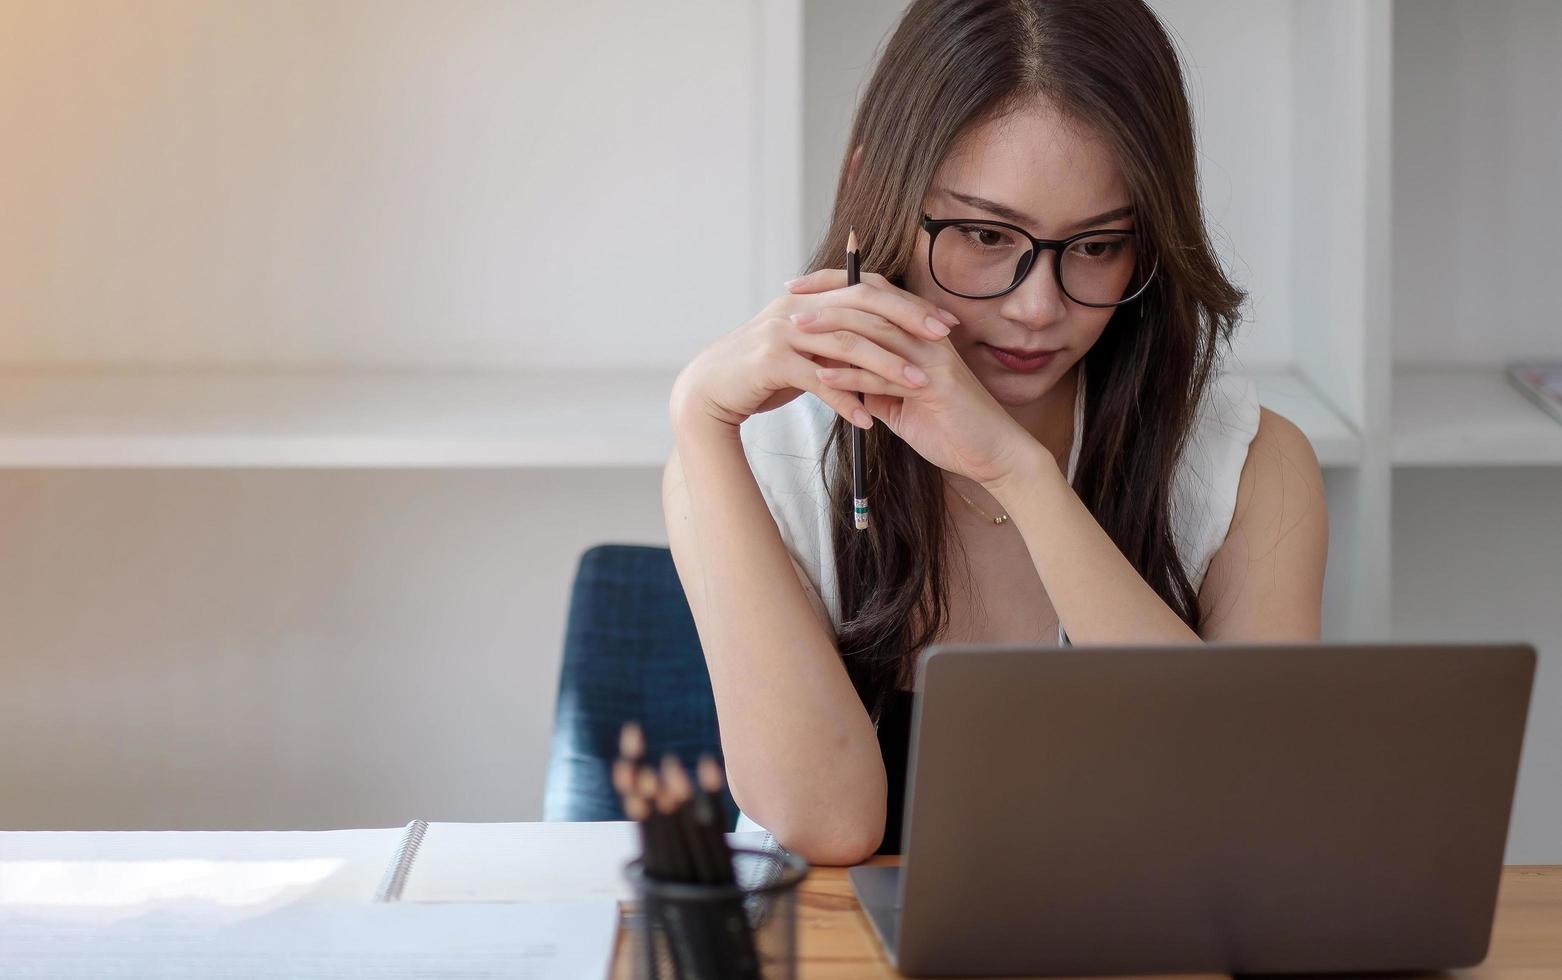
[957, 225, 1010, 249]
[1073, 239, 1124, 259]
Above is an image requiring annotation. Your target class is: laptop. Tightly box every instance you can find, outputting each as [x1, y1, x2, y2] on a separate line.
[849, 643, 1535, 977]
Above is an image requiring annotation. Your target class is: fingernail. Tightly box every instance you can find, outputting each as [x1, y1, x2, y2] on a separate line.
[790, 311, 817, 325]
[937, 307, 960, 325]
[925, 315, 951, 337]
[853, 409, 872, 429]
[784, 277, 805, 289]
[904, 364, 929, 386]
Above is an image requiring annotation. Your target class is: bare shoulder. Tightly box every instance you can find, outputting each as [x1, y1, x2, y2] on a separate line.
[1198, 406, 1328, 640]
[1233, 407, 1326, 521]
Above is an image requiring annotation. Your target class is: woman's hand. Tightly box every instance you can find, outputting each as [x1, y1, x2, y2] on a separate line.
[669, 274, 956, 436]
[782, 269, 1040, 487]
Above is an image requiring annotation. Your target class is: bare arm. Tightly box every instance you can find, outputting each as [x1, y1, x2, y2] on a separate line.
[986, 407, 1327, 644]
[663, 410, 886, 864]
[661, 278, 958, 864]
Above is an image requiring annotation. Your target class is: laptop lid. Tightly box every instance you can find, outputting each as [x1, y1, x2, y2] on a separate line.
[890, 643, 1535, 977]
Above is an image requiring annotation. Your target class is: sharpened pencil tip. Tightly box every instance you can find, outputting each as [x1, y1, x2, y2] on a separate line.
[847, 227, 859, 253]
[612, 758, 635, 797]
[619, 722, 645, 761]
[697, 755, 725, 794]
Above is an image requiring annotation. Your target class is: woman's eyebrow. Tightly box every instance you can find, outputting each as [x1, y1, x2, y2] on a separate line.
[938, 187, 1134, 233]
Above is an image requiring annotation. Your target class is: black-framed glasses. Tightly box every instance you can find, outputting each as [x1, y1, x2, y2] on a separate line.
[920, 213, 1158, 307]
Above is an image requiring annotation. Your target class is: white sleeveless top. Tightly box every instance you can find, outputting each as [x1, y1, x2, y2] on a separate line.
[730, 370, 1261, 837]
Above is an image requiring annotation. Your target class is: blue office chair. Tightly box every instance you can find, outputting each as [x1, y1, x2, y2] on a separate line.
[543, 544, 738, 827]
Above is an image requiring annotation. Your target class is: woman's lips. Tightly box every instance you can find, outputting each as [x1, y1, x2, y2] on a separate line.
[982, 343, 1059, 373]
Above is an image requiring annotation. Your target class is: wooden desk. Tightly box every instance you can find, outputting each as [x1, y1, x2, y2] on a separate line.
[612, 863, 1562, 979]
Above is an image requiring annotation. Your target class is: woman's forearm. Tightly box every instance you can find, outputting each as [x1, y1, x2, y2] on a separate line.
[986, 443, 1201, 645]
[663, 409, 886, 862]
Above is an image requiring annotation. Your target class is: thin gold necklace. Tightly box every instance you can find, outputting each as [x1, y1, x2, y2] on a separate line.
[946, 478, 1009, 525]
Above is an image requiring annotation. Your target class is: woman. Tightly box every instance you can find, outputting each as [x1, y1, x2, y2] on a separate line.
[663, 0, 1327, 865]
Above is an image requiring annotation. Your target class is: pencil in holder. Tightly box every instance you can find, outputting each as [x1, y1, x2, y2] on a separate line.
[625, 847, 809, 980]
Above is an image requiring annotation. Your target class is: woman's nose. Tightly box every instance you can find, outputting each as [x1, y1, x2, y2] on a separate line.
[998, 249, 1070, 329]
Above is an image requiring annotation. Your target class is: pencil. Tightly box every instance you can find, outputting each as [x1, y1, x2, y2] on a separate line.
[847, 227, 868, 531]
[683, 755, 761, 978]
[694, 755, 736, 884]
[660, 755, 717, 884]
[618, 723, 672, 878]
[639, 768, 691, 882]
[619, 722, 646, 774]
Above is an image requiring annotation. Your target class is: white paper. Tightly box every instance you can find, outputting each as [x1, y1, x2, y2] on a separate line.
[399, 822, 775, 903]
[399, 822, 639, 903]
[0, 829, 402, 909]
[0, 899, 619, 980]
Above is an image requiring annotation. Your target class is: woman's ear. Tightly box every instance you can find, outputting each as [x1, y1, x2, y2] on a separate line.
[846, 144, 864, 187]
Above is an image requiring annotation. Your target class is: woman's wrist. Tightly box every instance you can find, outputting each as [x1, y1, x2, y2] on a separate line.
[982, 439, 1065, 508]
[670, 402, 743, 453]
[668, 367, 742, 442]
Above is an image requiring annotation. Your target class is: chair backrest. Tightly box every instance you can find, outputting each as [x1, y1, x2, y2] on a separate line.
[543, 544, 737, 827]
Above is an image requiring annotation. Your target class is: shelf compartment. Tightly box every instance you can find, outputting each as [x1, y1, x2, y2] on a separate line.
[1394, 366, 1562, 467]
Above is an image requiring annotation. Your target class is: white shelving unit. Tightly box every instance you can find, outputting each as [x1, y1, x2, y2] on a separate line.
[0, 366, 1353, 469]
[0, 368, 681, 469]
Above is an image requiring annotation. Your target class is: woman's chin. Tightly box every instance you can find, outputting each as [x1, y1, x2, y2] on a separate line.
[977, 369, 1057, 407]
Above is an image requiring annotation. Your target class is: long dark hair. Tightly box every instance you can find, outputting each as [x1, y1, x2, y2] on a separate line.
[809, 0, 1245, 719]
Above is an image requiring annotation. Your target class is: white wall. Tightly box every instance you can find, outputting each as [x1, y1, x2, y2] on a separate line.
[0, 0, 761, 369]
[1150, 0, 1295, 371]
[801, 0, 901, 258]
[1393, 0, 1562, 365]
[0, 468, 666, 829]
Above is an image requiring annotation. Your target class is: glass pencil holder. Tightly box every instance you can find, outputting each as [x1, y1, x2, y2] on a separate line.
[624, 846, 809, 980]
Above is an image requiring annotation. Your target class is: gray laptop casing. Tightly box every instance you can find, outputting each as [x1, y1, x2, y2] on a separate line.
[849, 643, 1535, 977]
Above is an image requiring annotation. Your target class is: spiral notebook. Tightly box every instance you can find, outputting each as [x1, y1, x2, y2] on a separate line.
[0, 823, 645, 979]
